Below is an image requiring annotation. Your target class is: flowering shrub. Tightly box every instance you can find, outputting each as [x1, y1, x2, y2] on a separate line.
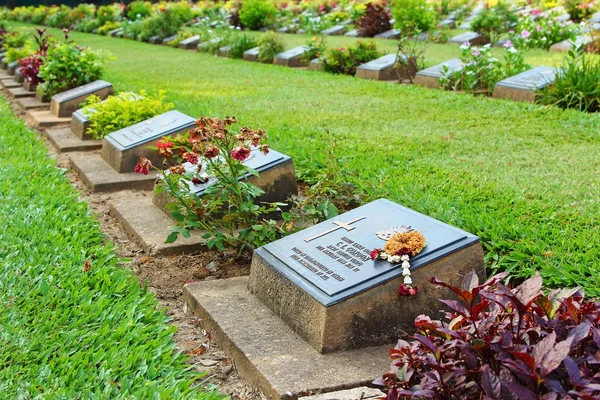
[539, 47, 600, 112]
[81, 90, 173, 139]
[139, 7, 185, 41]
[45, 5, 75, 29]
[126, 0, 153, 21]
[257, 31, 285, 63]
[298, 12, 334, 34]
[239, 0, 278, 30]
[392, 0, 437, 36]
[38, 37, 113, 100]
[564, 0, 597, 22]
[4, 45, 35, 63]
[511, 12, 578, 50]
[302, 35, 327, 63]
[470, 2, 518, 44]
[440, 42, 531, 95]
[2, 30, 28, 51]
[96, 4, 122, 27]
[375, 271, 600, 399]
[228, 33, 259, 59]
[355, 3, 392, 37]
[322, 41, 383, 75]
[135, 117, 285, 252]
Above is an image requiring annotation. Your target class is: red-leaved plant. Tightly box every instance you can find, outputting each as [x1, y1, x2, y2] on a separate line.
[18, 28, 51, 87]
[375, 271, 600, 399]
[356, 3, 392, 38]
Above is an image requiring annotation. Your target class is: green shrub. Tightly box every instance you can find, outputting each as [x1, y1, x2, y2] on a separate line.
[322, 41, 383, 75]
[239, 0, 277, 30]
[70, 3, 96, 22]
[2, 29, 28, 50]
[564, 0, 597, 22]
[127, 0, 152, 21]
[470, 2, 518, 44]
[74, 18, 101, 33]
[5, 44, 35, 63]
[96, 4, 121, 26]
[302, 35, 327, 63]
[139, 8, 184, 41]
[98, 21, 121, 36]
[392, 0, 437, 36]
[539, 47, 600, 112]
[38, 43, 112, 100]
[45, 5, 74, 29]
[257, 31, 285, 63]
[228, 32, 258, 59]
[167, 31, 195, 48]
[81, 90, 174, 139]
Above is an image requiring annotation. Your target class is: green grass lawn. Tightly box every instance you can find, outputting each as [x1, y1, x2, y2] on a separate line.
[0, 96, 220, 398]
[8, 23, 600, 297]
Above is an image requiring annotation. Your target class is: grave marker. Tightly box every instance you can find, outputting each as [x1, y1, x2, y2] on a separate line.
[414, 58, 463, 88]
[448, 31, 488, 45]
[344, 29, 358, 37]
[493, 66, 556, 102]
[356, 53, 416, 81]
[7, 61, 19, 75]
[248, 199, 484, 353]
[218, 46, 231, 58]
[549, 35, 593, 52]
[162, 35, 179, 45]
[374, 29, 401, 39]
[179, 35, 200, 50]
[243, 46, 260, 62]
[50, 80, 114, 118]
[321, 25, 346, 35]
[148, 35, 162, 44]
[309, 58, 322, 71]
[273, 46, 309, 67]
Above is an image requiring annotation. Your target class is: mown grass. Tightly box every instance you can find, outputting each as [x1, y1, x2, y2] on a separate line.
[0, 96, 220, 398]
[9, 23, 600, 297]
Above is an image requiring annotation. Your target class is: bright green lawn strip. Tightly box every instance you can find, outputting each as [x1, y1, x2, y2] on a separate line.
[10, 24, 600, 296]
[0, 97, 220, 398]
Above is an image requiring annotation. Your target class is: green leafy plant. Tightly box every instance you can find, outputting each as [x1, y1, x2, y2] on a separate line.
[126, 0, 153, 21]
[140, 7, 185, 41]
[302, 35, 327, 63]
[228, 33, 259, 59]
[564, 0, 597, 22]
[392, 0, 437, 36]
[38, 41, 113, 100]
[322, 40, 383, 75]
[96, 4, 122, 27]
[470, 2, 518, 44]
[511, 11, 578, 50]
[2, 29, 28, 51]
[539, 46, 600, 112]
[257, 31, 285, 63]
[45, 5, 75, 29]
[81, 90, 174, 139]
[4, 44, 34, 63]
[239, 0, 277, 30]
[98, 21, 122, 36]
[135, 117, 286, 253]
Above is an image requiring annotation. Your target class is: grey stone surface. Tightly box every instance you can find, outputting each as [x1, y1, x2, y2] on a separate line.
[321, 25, 346, 36]
[102, 110, 195, 173]
[109, 27, 123, 37]
[162, 34, 179, 44]
[6, 87, 34, 99]
[356, 54, 416, 81]
[1, 78, 21, 89]
[15, 68, 24, 83]
[249, 199, 485, 353]
[243, 47, 260, 62]
[448, 31, 488, 45]
[344, 29, 358, 37]
[16, 97, 49, 112]
[218, 46, 231, 58]
[69, 153, 158, 192]
[439, 19, 456, 29]
[458, 21, 471, 29]
[26, 110, 71, 128]
[414, 58, 463, 89]
[50, 80, 114, 118]
[590, 11, 600, 23]
[184, 277, 390, 400]
[549, 35, 593, 52]
[45, 127, 103, 153]
[109, 193, 207, 255]
[148, 35, 162, 44]
[8, 61, 18, 75]
[71, 109, 92, 140]
[374, 29, 401, 39]
[273, 46, 309, 68]
[179, 35, 201, 50]
[23, 80, 36, 92]
[493, 66, 556, 102]
[303, 387, 384, 400]
[309, 58, 322, 71]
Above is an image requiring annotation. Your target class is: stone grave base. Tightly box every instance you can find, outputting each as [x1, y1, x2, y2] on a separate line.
[45, 128, 103, 153]
[1, 79, 21, 89]
[303, 387, 383, 400]
[17, 97, 49, 112]
[6, 87, 34, 99]
[0, 71, 11, 80]
[184, 276, 389, 400]
[109, 193, 207, 255]
[26, 110, 71, 128]
[413, 74, 441, 89]
[69, 153, 158, 192]
[493, 85, 536, 103]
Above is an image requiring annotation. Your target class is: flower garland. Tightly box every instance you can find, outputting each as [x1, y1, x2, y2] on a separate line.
[370, 231, 426, 297]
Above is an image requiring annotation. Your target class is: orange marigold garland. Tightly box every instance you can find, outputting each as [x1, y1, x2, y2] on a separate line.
[370, 230, 426, 297]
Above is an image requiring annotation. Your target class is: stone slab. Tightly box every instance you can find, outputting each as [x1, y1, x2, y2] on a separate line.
[184, 277, 390, 400]
[218, 46, 231, 58]
[439, 19, 456, 29]
[243, 47, 260, 62]
[303, 387, 384, 400]
[102, 110, 195, 173]
[493, 66, 556, 102]
[14, 69, 24, 83]
[45, 127, 103, 153]
[309, 58, 322, 71]
[414, 58, 463, 89]
[71, 109, 93, 140]
[148, 35, 162, 44]
[277, 27, 290, 34]
[109, 28, 123, 37]
[179, 35, 200, 50]
[6, 86, 34, 99]
[26, 110, 71, 128]
[590, 11, 600, 23]
[23, 80, 36, 92]
[273, 46, 309, 68]
[0, 71, 12, 80]
[109, 193, 207, 255]
[8, 61, 18, 75]
[549, 36, 593, 52]
[16, 97, 49, 112]
[458, 21, 471, 29]
[344, 29, 358, 37]
[248, 198, 484, 353]
[321, 25, 346, 36]
[1, 79, 21, 89]
[356, 54, 415, 81]
[374, 29, 401, 39]
[448, 31, 488, 45]
[50, 80, 114, 118]
[163, 35, 179, 45]
[69, 153, 158, 192]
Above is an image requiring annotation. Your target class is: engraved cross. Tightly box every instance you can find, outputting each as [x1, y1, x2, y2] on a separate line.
[304, 216, 366, 243]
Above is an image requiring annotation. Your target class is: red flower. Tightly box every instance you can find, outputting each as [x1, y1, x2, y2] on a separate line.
[192, 175, 209, 185]
[157, 140, 174, 149]
[398, 284, 419, 297]
[204, 146, 219, 159]
[370, 249, 380, 261]
[231, 146, 251, 161]
[134, 157, 152, 175]
[185, 152, 199, 165]
[169, 165, 186, 175]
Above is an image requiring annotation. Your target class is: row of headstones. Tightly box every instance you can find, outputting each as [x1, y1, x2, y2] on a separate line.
[0, 57, 488, 398]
